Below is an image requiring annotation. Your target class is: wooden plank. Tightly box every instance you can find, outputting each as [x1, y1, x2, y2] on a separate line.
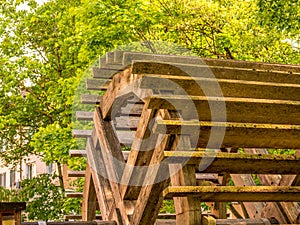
[106, 52, 115, 64]
[114, 51, 124, 64]
[22, 222, 117, 225]
[93, 108, 130, 225]
[140, 75, 300, 100]
[163, 186, 300, 202]
[64, 214, 102, 221]
[114, 116, 140, 130]
[72, 130, 92, 138]
[120, 106, 159, 200]
[119, 103, 144, 116]
[85, 137, 114, 221]
[147, 95, 300, 124]
[67, 170, 86, 178]
[153, 120, 300, 149]
[0, 203, 26, 211]
[168, 136, 202, 225]
[92, 67, 118, 79]
[115, 130, 135, 146]
[69, 150, 87, 157]
[163, 151, 300, 174]
[81, 94, 102, 105]
[202, 217, 274, 225]
[65, 192, 83, 198]
[82, 164, 96, 221]
[86, 79, 109, 91]
[124, 52, 300, 73]
[131, 61, 300, 84]
[130, 134, 170, 225]
[76, 111, 94, 121]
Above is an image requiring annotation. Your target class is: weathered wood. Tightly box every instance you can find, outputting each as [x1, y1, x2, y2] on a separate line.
[202, 216, 274, 225]
[22, 222, 117, 225]
[147, 95, 300, 124]
[163, 151, 300, 174]
[65, 192, 83, 198]
[153, 120, 300, 149]
[114, 116, 140, 130]
[69, 150, 87, 157]
[132, 61, 300, 84]
[85, 137, 114, 221]
[81, 94, 102, 105]
[67, 170, 86, 178]
[92, 67, 119, 79]
[0, 203, 26, 211]
[64, 215, 102, 221]
[76, 111, 94, 121]
[106, 52, 115, 64]
[94, 108, 130, 225]
[130, 134, 170, 225]
[169, 136, 202, 225]
[163, 186, 300, 201]
[140, 74, 300, 100]
[82, 164, 97, 221]
[124, 52, 300, 73]
[120, 106, 159, 200]
[86, 79, 109, 91]
[72, 130, 92, 138]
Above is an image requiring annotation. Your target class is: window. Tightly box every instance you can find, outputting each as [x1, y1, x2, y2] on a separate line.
[1, 173, 6, 187]
[9, 170, 15, 187]
[25, 164, 33, 179]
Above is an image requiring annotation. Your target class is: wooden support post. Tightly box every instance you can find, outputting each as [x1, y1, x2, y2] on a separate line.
[169, 136, 202, 225]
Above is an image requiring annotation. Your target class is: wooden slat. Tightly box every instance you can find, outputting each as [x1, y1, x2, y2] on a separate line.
[140, 75, 300, 100]
[68, 170, 86, 177]
[130, 134, 170, 225]
[106, 52, 115, 64]
[81, 94, 102, 105]
[64, 214, 102, 220]
[72, 130, 92, 138]
[153, 120, 300, 149]
[120, 107, 161, 200]
[124, 52, 300, 73]
[76, 112, 94, 121]
[86, 79, 109, 91]
[147, 95, 300, 124]
[132, 61, 300, 84]
[202, 216, 274, 225]
[163, 186, 300, 201]
[69, 150, 87, 157]
[93, 107, 130, 225]
[92, 67, 118, 79]
[66, 192, 83, 198]
[163, 151, 300, 174]
[114, 116, 140, 130]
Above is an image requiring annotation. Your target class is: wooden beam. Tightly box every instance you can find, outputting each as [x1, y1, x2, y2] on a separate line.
[86, 79, 109, 91]
[81, 94, 102, 105]
[76, 111, 94, 121]
[163, 151, 300, 174]
[85, 137, 114, 221]
[69, 150, 87, 157]
[72, 130, 92, 138]
[140, 74, 300, 100]
[147, 95, 300, 124]
[163, 186, 300, 202]
[92, 67, 118, 79]
[68, 170, 86, 178]
[202, 216, 274, 225]
[130, 134, 170, 225]
[65, 192, 83, 198]
[153, 120, 300, 149]
[120, 106, 159, 200]
[124, 52, 300, 73]
[131, 61, 300, 84]
[93, 108, 130, 225]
